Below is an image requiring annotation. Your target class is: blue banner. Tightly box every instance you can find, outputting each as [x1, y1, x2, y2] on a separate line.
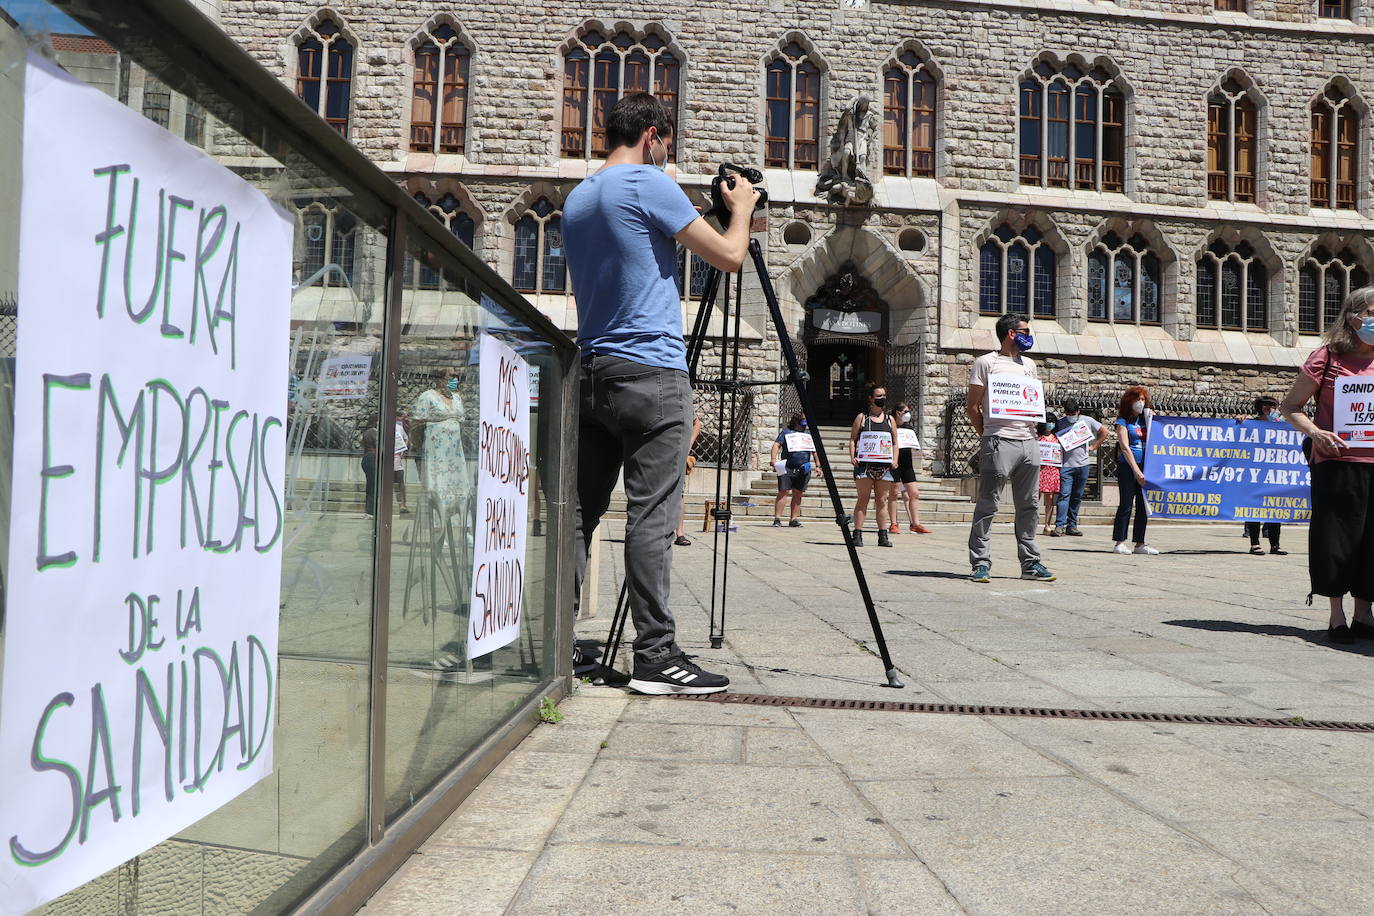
[1142, 416, 1311, 522]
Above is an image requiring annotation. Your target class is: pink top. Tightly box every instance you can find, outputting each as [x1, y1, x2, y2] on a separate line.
[1301, 345, 1374, 465]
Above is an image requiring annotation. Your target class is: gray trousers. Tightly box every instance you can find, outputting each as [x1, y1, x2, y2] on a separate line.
[573, 354, 691, 664]
[967, 436, 1042, 570]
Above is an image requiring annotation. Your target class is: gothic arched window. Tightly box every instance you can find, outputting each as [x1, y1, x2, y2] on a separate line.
[1299, 248, 1368, 333]
[882, 48, 937, 178]
[561, 30, 679, 159]
[512, 199, 565, 294]
[297, 199, 356, 287]
[411, 191, 478, 288]
[979, 225, 1056, 317]
[1087, 233, 1161, 325]
[1311, 84, 1360, 209]
[1196, 240, 1267, 331]
[765, 41, 823, 170]
[1019, 59, 1124, 192]
[411, 23, 470, 154]
[1207, 78, 1258, 202]
[296, 18, 353, 136]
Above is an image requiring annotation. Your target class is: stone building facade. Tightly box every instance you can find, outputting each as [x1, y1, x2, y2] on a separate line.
[209, 0, 1374, 474]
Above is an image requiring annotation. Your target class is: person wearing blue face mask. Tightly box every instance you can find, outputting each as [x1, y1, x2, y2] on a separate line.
[1280, 286, 1374, 645]
[770, 412, 815, 527]
[563, 92, 757, 695]
[411, 367, 469, 524]
[1241, 396, 1287, 556]
[965, 313, 1055, 584]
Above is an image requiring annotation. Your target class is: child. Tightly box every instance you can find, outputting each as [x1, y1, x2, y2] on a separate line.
[1036, 422, 1062, 535]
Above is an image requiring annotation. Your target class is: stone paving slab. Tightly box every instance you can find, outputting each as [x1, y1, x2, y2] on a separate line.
[364, 521, 1374, 914]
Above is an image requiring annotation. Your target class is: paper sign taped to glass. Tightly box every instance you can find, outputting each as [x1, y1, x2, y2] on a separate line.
[1142, 416, 1311, 522]
[468, 333, 531, 660]
[0, 55, 291, 914]
[986, 374, 1045, 422]
[855, 431, 893, 461]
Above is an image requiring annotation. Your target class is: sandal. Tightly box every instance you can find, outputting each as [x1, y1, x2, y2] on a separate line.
[1248, 545, 1265, 555]
[674, 535, 692, 547]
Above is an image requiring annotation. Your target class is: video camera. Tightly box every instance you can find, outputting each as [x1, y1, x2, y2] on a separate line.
[707, 163, 768, 228]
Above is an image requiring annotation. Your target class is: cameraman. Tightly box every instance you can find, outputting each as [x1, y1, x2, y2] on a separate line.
[565, 92, 756, 695]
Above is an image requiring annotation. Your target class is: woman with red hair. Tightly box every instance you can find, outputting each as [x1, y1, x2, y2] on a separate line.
[1112, 385, 1158, 555]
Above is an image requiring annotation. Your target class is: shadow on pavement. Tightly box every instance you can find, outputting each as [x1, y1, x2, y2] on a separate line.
[1163, 618, 1374, 655]
[886, 569, 977, 580]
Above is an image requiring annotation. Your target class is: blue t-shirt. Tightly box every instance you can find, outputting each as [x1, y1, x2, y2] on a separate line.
[1115, 416, 1146, 464]
[563, 165, 701, 372]
[775, 429, 814, 473]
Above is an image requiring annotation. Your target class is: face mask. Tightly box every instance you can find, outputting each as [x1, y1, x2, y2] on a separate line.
[1266, 409, 1280, 422]
[873, 396, 886, 408]
[1357, 316, 1374, 346]
[648, 135, 668, 172]
[1132, 400, 1145, 415]
[898, 412, 912, 424]
[1013, 332, 1034, 352]
[446, 377, 459, 392]
[799, 420, 808, 430]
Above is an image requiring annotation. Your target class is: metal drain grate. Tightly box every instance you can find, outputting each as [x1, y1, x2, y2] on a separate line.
[671, 692, 1374, 733]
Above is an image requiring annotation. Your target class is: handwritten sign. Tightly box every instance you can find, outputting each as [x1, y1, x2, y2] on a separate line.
[783, 432, 814, 453]
[1056, 421, 1093, 452]
[1334, 377, 1374, 445]
[469, 334, 531, 659]
[897, 428, 921, 450]
[1039, 439, 1064, 467]
[987, 373, 1045, 422]
[856, 431, 893, 462]
[316, 353, 371, 400]
[0, 56, 291, 913]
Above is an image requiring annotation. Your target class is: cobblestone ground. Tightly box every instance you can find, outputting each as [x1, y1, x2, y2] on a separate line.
[365, 519, 1374, 916]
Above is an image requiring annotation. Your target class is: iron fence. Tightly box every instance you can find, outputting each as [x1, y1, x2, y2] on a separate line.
[693, 379, 756, 469]
[940, 387, 1265, 495]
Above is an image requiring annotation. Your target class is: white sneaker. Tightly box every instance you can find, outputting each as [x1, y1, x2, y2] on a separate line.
[1113, 543, 1131, 555]
[1132, 544, 1159, 555]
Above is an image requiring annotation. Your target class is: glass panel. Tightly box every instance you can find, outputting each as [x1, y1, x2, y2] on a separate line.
[912, 69, 936, 177]
[591, 49, 619, 158]
[1112, 253, 1135, 321]
[1018, 80, 1041, 184]
[1045, 82, 1070, 188]
[794, 62, 820, 170]
[1234, 99, 1256, 202]
[385, 225, 561, 822]
[765, 60, 790, 168]
[1323, 265, 1345, 328]
[1299, 264, 1320, 333]
[1246, 261, 1267, 330]
[513, 216, 539, 292]
[1220, 259, 1243, 329]
[1032, 245, 1056, 317]
[542, 215, 566, 293]
[411, 43, 439, 151]
[439, 47, 468, 154]
[1087, 250, 1108, 320]
[561, 50, 588, 157]
[1140, 253, 1161, 324]
[1311, 107, 1331, 208]
[297, 38, 322, 112]
[1197, 258, 1218, 327]
[1006, 241, 1029, 313]
[979, 242, 1002, 314]
[324, 37, 352, 134]
[1073, 84, 1097, 190]
[882, 68, 907, 175]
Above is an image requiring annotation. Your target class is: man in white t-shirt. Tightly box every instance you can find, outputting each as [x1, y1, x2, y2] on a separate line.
[1051, 398, 1107, 536]
[965, 313, 1056, 583]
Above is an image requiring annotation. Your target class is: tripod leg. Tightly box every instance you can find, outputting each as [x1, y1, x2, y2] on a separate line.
[746, 240, 904, 688]
[602, 578, 631, 672]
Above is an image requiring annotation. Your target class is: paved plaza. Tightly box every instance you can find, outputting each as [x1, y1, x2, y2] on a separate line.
[364, 518, 1374, 915]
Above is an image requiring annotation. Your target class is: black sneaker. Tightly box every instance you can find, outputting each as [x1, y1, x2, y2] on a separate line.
[788, 519, 802, 527]
[772, 518, 783, 527]
[628, 654, 729, 695]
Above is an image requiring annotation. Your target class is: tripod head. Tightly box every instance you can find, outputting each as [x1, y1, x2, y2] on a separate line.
[707, 163, 768, 229]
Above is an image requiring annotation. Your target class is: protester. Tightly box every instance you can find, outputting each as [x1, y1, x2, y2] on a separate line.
[1241, 396, 1287, 556]
[849, 383, 899, 547]
[1051, 398, 1107, 536]
[393, 415, 410, 515]
[674, 416, 703, 546]
[771, 412, 814, 528]
[1112, 385, 1157, 556]
[1279, 286, 1374, 645]
[1036, 422, 1062, 536]
[565, 92, 756, 694]
[411, 368, 468, 521]
[359, 426, 378, 517]
[965, 313, 1055, 583]
[886, 401, 931, 534]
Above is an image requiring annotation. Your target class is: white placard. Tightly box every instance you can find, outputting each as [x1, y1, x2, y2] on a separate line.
[468, 334, 531, 659]
[1333, 376, 1374, 445]
[1039, 439, 1064, 467]
[897, 428, 921, 450]
[1056, 421, 1093, 452]
[856, 431, 893, 461]
[986, 373, 1045, 423]
[783, 432, 814, 453]
[316, 354, 371, 400]
[0, 56, 291, 913]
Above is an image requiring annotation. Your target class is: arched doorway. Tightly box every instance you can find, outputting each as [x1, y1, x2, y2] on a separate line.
[803, 262, 889, 423]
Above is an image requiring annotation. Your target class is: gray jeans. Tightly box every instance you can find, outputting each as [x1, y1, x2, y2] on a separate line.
[573, 354, 691, 664]
[967, 436, 1042, 570]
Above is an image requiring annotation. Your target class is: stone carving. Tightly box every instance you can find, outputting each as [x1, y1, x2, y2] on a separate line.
[816, 96, 880, 206]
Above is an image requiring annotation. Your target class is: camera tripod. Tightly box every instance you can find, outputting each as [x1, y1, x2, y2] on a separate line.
[598, 236, 904, 689]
